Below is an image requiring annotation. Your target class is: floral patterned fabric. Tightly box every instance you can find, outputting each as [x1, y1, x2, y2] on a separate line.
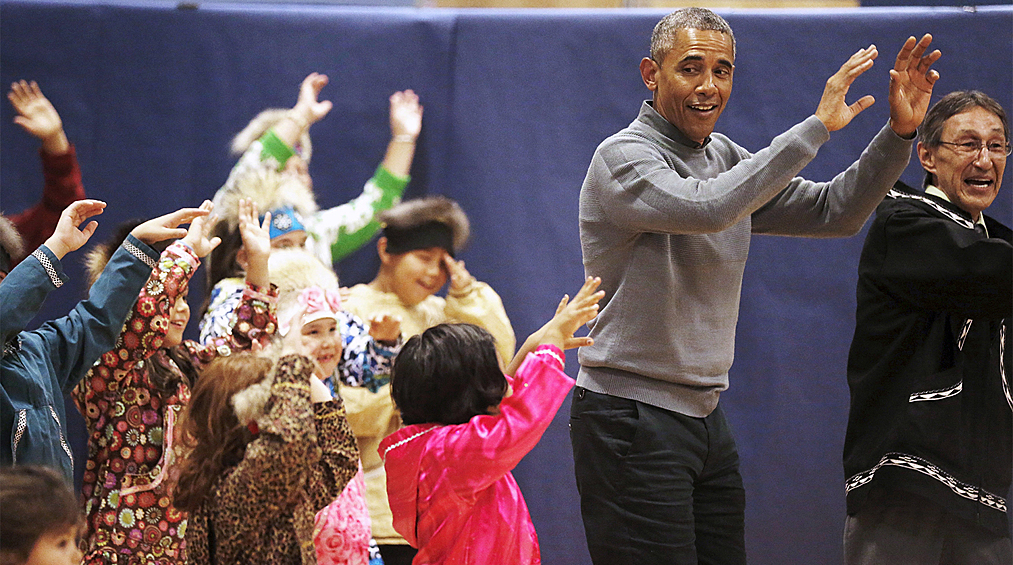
[314, 465, 372, 565]
[184, 355, 360, 565]
[73, 242, 277, 564]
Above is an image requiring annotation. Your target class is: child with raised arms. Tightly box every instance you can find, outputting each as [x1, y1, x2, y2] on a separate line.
[72, 199, 277, 564]
[379, 277, 603, 565]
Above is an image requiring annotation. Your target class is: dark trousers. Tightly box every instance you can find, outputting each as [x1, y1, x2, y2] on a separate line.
[569, 387, 746, 565]
[844, 487, 1013, 565]
[378, 544, 417, 565]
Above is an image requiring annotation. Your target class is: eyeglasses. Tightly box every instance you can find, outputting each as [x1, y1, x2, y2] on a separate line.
[936, 140, 1012, 157]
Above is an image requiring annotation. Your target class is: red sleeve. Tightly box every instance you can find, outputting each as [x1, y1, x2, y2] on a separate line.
[10, 145, 85, 260]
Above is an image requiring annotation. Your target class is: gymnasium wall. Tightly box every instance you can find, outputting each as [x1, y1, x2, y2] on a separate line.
[2, 2, 1010, 563]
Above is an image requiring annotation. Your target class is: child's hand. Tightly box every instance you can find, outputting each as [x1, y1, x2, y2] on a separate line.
[130, 204, 212, 246]
[443, 254, 474, 293]
[293, 72, 333, 127]
[504, 277, 603, 376]
[389, 89, 422, 141]
[238, 199, 271, 287]
[43, 199, 106, 259]
[540, 276, 603, 351]
[368, 313, 401, 344]
[179, 201, 221, 258]
[7, 80, 69, 154]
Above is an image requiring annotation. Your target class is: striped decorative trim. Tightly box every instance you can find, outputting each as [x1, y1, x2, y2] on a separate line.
[48, 406, 74, 466]
[31, 249, 62, 288]
[11, 410, 27, 464]
[123, 240, 157, 270]
[957, 318, 973, 351]
[1001, 324, 1011, 413]
[909, 380, 962, 403]
[846, 452, 1007, 513]
[886, 189, 976, 230]
[381, 425, 441, 461]
[533, 347, 564, 370]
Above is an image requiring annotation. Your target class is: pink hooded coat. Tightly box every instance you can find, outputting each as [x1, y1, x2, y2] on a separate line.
[378, 346, 573, 565]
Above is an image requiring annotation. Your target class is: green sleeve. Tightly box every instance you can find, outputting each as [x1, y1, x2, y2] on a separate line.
[259, 129, 296, 171]
[329, 165, 409, 263]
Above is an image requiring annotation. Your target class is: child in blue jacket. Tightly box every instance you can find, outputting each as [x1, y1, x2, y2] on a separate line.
[0, 198, 215, 483]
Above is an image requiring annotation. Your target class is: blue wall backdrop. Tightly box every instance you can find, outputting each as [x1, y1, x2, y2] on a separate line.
[1, 2, 1010, 563]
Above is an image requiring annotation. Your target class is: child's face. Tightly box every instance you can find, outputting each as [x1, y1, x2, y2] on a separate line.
[270, 230, 308, 251]
[293, 317, 342, 378]
[25, 524, 82, 565]
[164, 296, 190, 348]
[385, 247, 449, 307]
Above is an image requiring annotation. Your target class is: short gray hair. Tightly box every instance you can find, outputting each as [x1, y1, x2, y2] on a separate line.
[918, 90, 1008, 187]
[650, 8, 735, 64]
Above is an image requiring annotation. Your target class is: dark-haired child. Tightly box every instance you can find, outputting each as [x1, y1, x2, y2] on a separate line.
[72, 199, 276, 564]
[379, 277, 603, 565]
[0, 465, 84, 565]
[342, 196, 515, 563]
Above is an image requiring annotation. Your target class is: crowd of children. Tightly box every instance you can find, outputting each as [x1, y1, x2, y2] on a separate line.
[0, 77, 602, 565]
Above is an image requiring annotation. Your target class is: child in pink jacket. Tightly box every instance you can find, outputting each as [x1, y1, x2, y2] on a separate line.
[379, 277, 603, 565]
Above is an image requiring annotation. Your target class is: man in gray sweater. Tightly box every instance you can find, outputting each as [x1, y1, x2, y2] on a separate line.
[571, 8, 941, 564]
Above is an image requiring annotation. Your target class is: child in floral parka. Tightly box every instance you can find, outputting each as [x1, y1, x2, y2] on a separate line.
[72, 200, 277, 564]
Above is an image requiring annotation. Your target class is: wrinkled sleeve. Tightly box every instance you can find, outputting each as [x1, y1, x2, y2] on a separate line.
[189, 282, 278, 366]
[871, 207, 1012, 319]
[308, 166, 409, 264]
[752, 122, 914, 237]
[442, 346, 574, 497]
[593, 116, 827, 235]
[3, 236, 158, 394]
[445, 280, 516, 363]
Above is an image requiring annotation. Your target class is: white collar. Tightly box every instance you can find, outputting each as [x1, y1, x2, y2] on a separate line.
[924, 185, 988, 236]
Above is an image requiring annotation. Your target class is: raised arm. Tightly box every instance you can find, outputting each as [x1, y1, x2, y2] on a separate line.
[886, 34, 941, 138]
[8, 80, 69, 155]
[73, 239, 200, 415]
[311, 91, 421, 264]
[751, 35, 940, 237]
[0, 199, 104, 344]
[506, 276, 602, 376]
[380, 89, 423, 178]
[270, 72, 332, 150]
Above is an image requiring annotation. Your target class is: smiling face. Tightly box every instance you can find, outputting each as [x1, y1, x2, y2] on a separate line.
[919, 106, 1007, 221]
[164, 296, 190, 348]
[640, 28, 734, 145]
[376, 241, 449, 307]
[294, 317, 342, 378]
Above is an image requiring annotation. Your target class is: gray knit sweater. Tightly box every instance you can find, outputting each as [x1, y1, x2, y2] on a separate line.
[577, 101, 913, 417]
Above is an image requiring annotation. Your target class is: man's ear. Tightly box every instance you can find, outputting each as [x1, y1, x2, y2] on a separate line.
[917, 142, 938, 179]
[640, 57, 660, 92]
